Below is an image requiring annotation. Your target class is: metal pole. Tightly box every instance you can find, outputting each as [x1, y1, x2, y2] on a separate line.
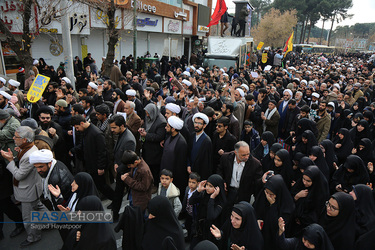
[133, 0, 137, 70]
[60, 0, 75, 89]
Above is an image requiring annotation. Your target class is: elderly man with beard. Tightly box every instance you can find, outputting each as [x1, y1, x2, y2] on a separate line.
[139, 103, 166, 192]
[187, 113, 213, 180]
[126, 89, 145, 120]
[277, 89, 293, 138]
[29, 149, 73, 211]
[1, 126, 47, 247]
[112, 89, 126, 115]
[261, 100, 280, 138]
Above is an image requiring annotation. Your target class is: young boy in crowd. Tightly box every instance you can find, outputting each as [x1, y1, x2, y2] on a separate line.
[240, 120, 260, 152]
[157, 169, 182, 217]
[180, 172, 200, 241]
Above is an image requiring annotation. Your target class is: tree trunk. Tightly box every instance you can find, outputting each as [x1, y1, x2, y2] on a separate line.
[299, 18, 306, 44]
[319, 19, 325, 45]
[103, 0, 119, 77]
[0, 0, 34, 78]
[302, 17, 308, 44]
[327, 14, 335, 46]
[306, 19, 313, 44]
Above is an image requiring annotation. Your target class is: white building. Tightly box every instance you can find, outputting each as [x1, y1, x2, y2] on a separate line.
[0, 0, 212, 76]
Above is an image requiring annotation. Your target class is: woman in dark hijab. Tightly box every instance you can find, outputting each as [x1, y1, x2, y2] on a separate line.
[142, 196, 184, 250]
[273, 149, 294, 189]
[190, 174, 226, 248]
[331, 155, 370, 193]
[261, 143, 283, 173]
[293, 130, 318, 156]
[277, 222, 334, 250]
[332, 109, 352, 135]
[319, 139, 338, 178]
[193, 240, 219, 250]
[349, 184, 375, 238]
[253, 131, 275, 161]
[254, 175, 295, 250]
[319, 192, 356, 250]
[309, 146, 330, 181]
[294, 118, 318, 142]
[350, 119, 369, 147]
[63, 196, 116, 250]
[351, 102, 360, 116]
[210, 202, 264, 250]
[353, 138, 374, 165]
[291, 152, 305, 183]
[49, 172, 98, 212]
[295, 156, 314, 174]
[290, 166, 330, 234]
[332, 128, 353, 165]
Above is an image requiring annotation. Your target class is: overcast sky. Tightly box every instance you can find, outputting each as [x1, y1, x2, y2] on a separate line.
[215, 0, 375, 29]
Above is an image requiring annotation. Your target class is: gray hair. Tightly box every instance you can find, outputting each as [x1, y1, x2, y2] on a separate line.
[126, 101, 135, 109]
[16, 126, 35, 142]
[234, 141, 249, 152]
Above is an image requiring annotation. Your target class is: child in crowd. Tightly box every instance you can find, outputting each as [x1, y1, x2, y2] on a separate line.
[241, 120, 260, 152]
[180, 172, 200, 241]
[157, 169, 182, 217]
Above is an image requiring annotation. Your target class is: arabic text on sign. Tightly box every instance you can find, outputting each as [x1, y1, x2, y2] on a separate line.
[27, 74, 50, 103]
[136, 18, 158, 27]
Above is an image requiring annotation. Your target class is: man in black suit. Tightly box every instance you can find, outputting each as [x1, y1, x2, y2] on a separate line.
[217, 141, 263, 215]
[70, 115, 114, 201]
[108, 115, 136, 221]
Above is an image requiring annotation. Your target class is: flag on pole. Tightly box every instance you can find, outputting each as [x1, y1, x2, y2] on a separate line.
[207, 0, 227, 27]
[283, 31, 294, 57]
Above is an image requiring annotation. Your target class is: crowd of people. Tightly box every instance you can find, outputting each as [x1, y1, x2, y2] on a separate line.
[0, 49, 375, 249]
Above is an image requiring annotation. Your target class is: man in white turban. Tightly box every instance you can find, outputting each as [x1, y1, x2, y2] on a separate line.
[187, 112, 213, 179]
[160, 116, 188, 200]
[29, 149, 74, 210]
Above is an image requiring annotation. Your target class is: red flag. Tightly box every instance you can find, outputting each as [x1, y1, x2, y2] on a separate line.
[207, 0, 227, 27]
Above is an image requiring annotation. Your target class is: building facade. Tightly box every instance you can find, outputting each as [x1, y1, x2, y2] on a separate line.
[0, 0, 211, 75]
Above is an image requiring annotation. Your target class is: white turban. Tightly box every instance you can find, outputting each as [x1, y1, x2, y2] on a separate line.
[29, 149, 54, 164]
[88, 82, 98, 90]
[301, 79, 307, 85]
[168, 116, 184, 130]
[196, 70, 202, 75]
[0, 77, 6, 84]
[312, 92, 320, 98]
[33, 59, 39, 65]
[220, 68, 225, 73]
[165, 103, 181, 114]
[190, 66, 196, 71]
[192, 112, 209, 125]
[61, 77, 71, 84]
[182, 79, 192, 87]
[0, 91, 11, 100]
[223, 73, 229, 77]
[283, 89, 293, 97]
[241, 84, 249, 92]
[182, 71, 190, 77]
[199, 67, 205, 72]
[333, 83, 340, 90]
[236, 88, 245, 97]
[8, 79, 20, 87]
[126, 89, 136, 96]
